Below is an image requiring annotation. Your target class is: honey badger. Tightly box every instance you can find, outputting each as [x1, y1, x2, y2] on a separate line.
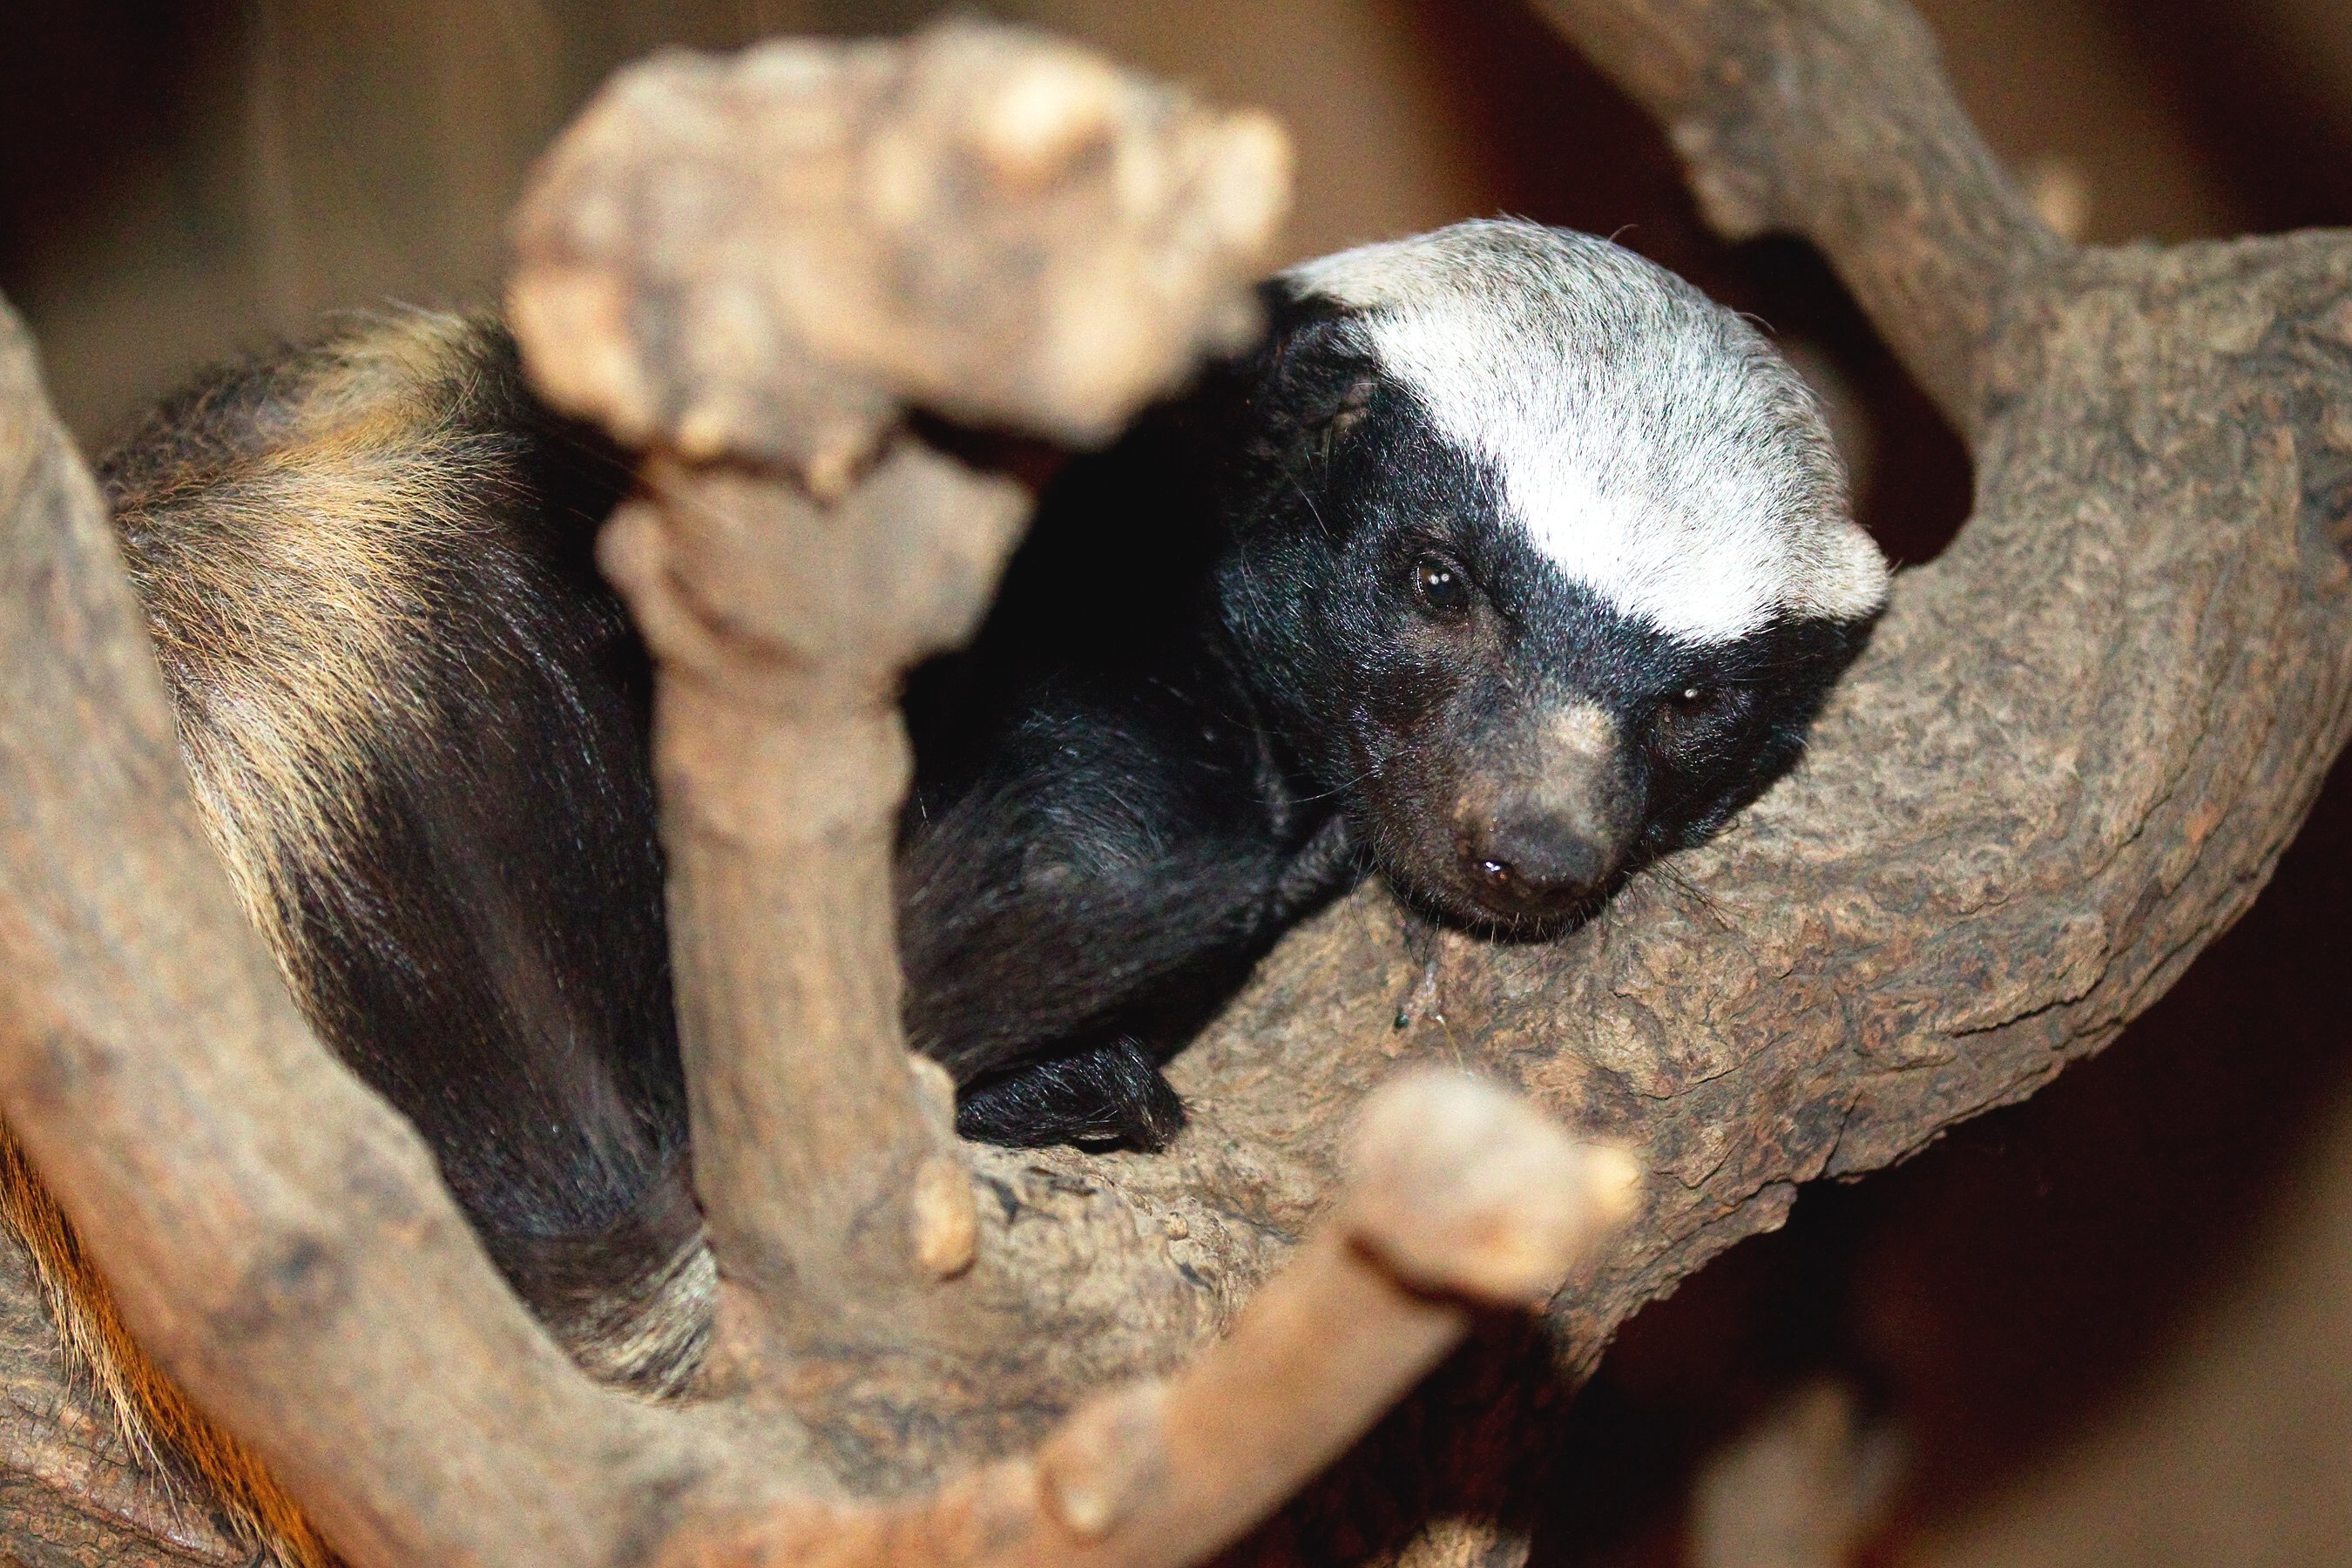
[10, 220, 1885, 1561]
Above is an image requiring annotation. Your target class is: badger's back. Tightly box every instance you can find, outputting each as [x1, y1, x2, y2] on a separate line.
[100, 312, 706, 1389]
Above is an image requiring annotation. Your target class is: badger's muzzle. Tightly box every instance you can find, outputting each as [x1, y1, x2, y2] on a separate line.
[1454, 701, 1638, 922]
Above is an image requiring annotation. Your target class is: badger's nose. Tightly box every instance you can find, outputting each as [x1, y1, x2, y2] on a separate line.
[1463, 812, 1618, 916]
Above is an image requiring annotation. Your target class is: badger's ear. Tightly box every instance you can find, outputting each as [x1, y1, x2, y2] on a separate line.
[1253, 279, 1348, 366]
[1215, 282, 1381, 464]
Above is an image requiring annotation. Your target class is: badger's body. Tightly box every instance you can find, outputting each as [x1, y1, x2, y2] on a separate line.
[30, 220, 1883, 1562]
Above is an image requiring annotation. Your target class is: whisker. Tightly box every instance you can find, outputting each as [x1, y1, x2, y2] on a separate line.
[1641, 855, 1733, 930]
[1289, 476, 1330, 532]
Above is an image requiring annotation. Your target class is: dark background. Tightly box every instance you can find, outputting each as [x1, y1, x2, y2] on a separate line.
[7, 3, 2350, 1564]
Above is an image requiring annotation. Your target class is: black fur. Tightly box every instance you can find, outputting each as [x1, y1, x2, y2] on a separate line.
[1204, 305, 1869, 929]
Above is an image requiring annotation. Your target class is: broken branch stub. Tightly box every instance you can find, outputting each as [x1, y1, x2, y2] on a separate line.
[509, 18, 1293, 485]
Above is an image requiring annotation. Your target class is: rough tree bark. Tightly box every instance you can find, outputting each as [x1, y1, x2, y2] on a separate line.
[0, 1, 2346, 1565]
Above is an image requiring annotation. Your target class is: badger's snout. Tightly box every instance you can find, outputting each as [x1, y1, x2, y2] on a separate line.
[1453, 702, 1638, 922]
[1462, 807, 1620, 914]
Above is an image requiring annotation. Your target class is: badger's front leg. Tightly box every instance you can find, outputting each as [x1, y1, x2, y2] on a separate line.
[897, 678, 1358, 1148]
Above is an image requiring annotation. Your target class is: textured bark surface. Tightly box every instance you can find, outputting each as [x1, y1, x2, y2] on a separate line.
[0, 2, 2349, 1565]
[0, 1224, 236, 1568]
[988, 0, 2352, 1423]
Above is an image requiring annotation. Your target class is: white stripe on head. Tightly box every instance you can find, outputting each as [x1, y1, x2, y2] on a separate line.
[1285, 221, 1888, 645]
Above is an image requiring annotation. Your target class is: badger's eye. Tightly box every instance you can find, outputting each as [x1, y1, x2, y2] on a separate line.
[1411, 556, 1472, 618]
[1656, 684, 1727, 727]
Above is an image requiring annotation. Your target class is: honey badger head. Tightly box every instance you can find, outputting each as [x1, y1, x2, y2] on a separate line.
[1211, 220, 1889, 929]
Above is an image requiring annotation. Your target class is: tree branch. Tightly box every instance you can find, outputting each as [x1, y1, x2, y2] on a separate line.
[1528, 0, 2065, 435]
[0, 294, 711, 1565]
[506, 21, 1300, 1444]
[667, 1073, 1634, 1568]
[1168, 0, 2352, 1389]
[596, 452, 1020, 1376]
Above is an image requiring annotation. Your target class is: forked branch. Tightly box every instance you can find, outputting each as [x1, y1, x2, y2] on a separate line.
[1530, 0, 2066, 430]
[667, 1074, 1635, 1568]
[504, 20, 1307, 1429]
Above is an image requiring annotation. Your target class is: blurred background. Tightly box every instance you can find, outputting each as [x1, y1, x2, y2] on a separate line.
[5, 3, 2351, 1564]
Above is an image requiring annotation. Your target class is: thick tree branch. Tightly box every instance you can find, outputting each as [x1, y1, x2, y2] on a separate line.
[1528, 0, 2065, 434]
[0, 295, 713, 1565]
[1162, 0, 2352, 1391]
[597, 452, 1021, 1374]
[518, 10, 2352, 1552]
[506, 22, 1301, 1447]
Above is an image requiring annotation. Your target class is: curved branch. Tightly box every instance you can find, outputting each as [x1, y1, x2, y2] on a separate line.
[0, 297, 711, 1565]
[1161, 0, 2352, 1380]
[670, 1074, 1635, 1568]
[1529, 0, 2066, 434]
